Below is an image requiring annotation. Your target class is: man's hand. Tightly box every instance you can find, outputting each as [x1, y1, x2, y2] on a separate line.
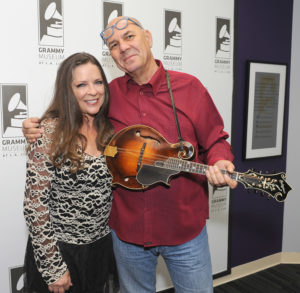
[22, 117, 43, 143]
[205, 160, 238, 189]
[48, 270, 73, 293]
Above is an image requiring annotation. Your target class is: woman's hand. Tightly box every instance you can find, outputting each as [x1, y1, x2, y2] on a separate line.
[48, 270, 73, 293]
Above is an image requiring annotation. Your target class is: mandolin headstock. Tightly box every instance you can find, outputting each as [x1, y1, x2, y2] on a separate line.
[237, 170, 292, 202]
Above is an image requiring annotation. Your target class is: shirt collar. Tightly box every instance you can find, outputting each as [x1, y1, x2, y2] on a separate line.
[121, 60, 166, 96]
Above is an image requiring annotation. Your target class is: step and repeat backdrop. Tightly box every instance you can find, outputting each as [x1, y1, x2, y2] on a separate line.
[0, 0, 234, 292]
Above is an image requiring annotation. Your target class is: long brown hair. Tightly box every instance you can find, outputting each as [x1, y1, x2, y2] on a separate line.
[41, 52, 114, 172]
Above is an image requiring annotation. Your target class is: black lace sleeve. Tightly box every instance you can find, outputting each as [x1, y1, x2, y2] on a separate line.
[23, 119, 68, 285]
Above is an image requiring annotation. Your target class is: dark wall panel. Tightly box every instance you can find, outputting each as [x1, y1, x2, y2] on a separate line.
[231, 0, 293, 267]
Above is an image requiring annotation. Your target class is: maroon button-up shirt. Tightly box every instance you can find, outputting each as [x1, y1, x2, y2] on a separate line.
[108, 60, 234, 247]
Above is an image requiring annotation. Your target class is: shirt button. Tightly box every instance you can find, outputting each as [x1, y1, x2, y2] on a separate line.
[142, 113, 146, 117]
[139, 90, 144, 95]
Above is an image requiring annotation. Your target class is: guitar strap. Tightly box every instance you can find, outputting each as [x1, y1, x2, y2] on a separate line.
[165, 70, 184, 151]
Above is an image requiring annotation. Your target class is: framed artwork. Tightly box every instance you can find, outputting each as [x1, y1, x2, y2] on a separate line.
[244, 61, 287, 159]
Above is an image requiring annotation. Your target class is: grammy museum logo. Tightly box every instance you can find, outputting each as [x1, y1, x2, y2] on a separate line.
[0, 84, 27, 158]
[163, 9, 182, 71]
[9, 266, 25, 293]
[101, 1, 123, 70]
[214, 17, 232, 73]
[38, 0, 65, 65]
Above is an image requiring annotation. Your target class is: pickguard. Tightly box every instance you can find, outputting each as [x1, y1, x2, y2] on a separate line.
[136, 164, 179, 186]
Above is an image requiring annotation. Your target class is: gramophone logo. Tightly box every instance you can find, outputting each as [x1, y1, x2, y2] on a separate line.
[216, 17, 231, 59]
[1, 84, 28, 138]
[101, 1, 123, 72]
[163, 10, 182, 71]
[102, 1, 123, 50]
[164, 10, 182, 55]
[9, 266, 25, 293]
[38, 0, 63, 47]
[214, 17, 231, 73]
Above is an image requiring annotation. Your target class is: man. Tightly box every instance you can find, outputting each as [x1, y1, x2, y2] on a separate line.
[23, 16, 237, 293]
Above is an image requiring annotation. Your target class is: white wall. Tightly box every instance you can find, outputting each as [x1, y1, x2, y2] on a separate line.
[0, 1, 234, 292]
[283, 0, 300, 252]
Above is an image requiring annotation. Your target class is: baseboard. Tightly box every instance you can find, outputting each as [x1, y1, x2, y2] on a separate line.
[281, 252, 300, 263]
[213, 252, 300, 287]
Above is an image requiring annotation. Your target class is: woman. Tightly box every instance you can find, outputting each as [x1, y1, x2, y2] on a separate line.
[23, 53, 118, 293]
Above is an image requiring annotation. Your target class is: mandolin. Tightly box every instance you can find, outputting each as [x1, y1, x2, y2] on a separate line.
[104, 125, 291, 202]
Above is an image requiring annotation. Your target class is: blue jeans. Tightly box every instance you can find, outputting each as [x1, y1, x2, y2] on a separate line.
[111, 226, 213, 293]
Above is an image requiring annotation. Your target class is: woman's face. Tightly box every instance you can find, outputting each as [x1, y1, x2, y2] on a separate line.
[71, 62, 105, 118]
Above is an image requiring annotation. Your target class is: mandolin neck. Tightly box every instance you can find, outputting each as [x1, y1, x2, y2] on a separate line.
[154, 157, 291, 203]
[156, 157, 240, 181]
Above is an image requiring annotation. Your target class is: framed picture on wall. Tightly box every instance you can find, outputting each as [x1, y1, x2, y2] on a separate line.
[244, 61, 287, 159]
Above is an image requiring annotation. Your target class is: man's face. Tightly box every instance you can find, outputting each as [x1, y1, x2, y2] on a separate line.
[106, 18, 153, 76]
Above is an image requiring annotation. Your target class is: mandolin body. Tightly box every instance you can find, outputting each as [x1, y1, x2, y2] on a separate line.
[105, 124, 194, 190]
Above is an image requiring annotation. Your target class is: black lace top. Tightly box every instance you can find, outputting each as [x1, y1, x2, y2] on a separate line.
[23, 119, 113, 285]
